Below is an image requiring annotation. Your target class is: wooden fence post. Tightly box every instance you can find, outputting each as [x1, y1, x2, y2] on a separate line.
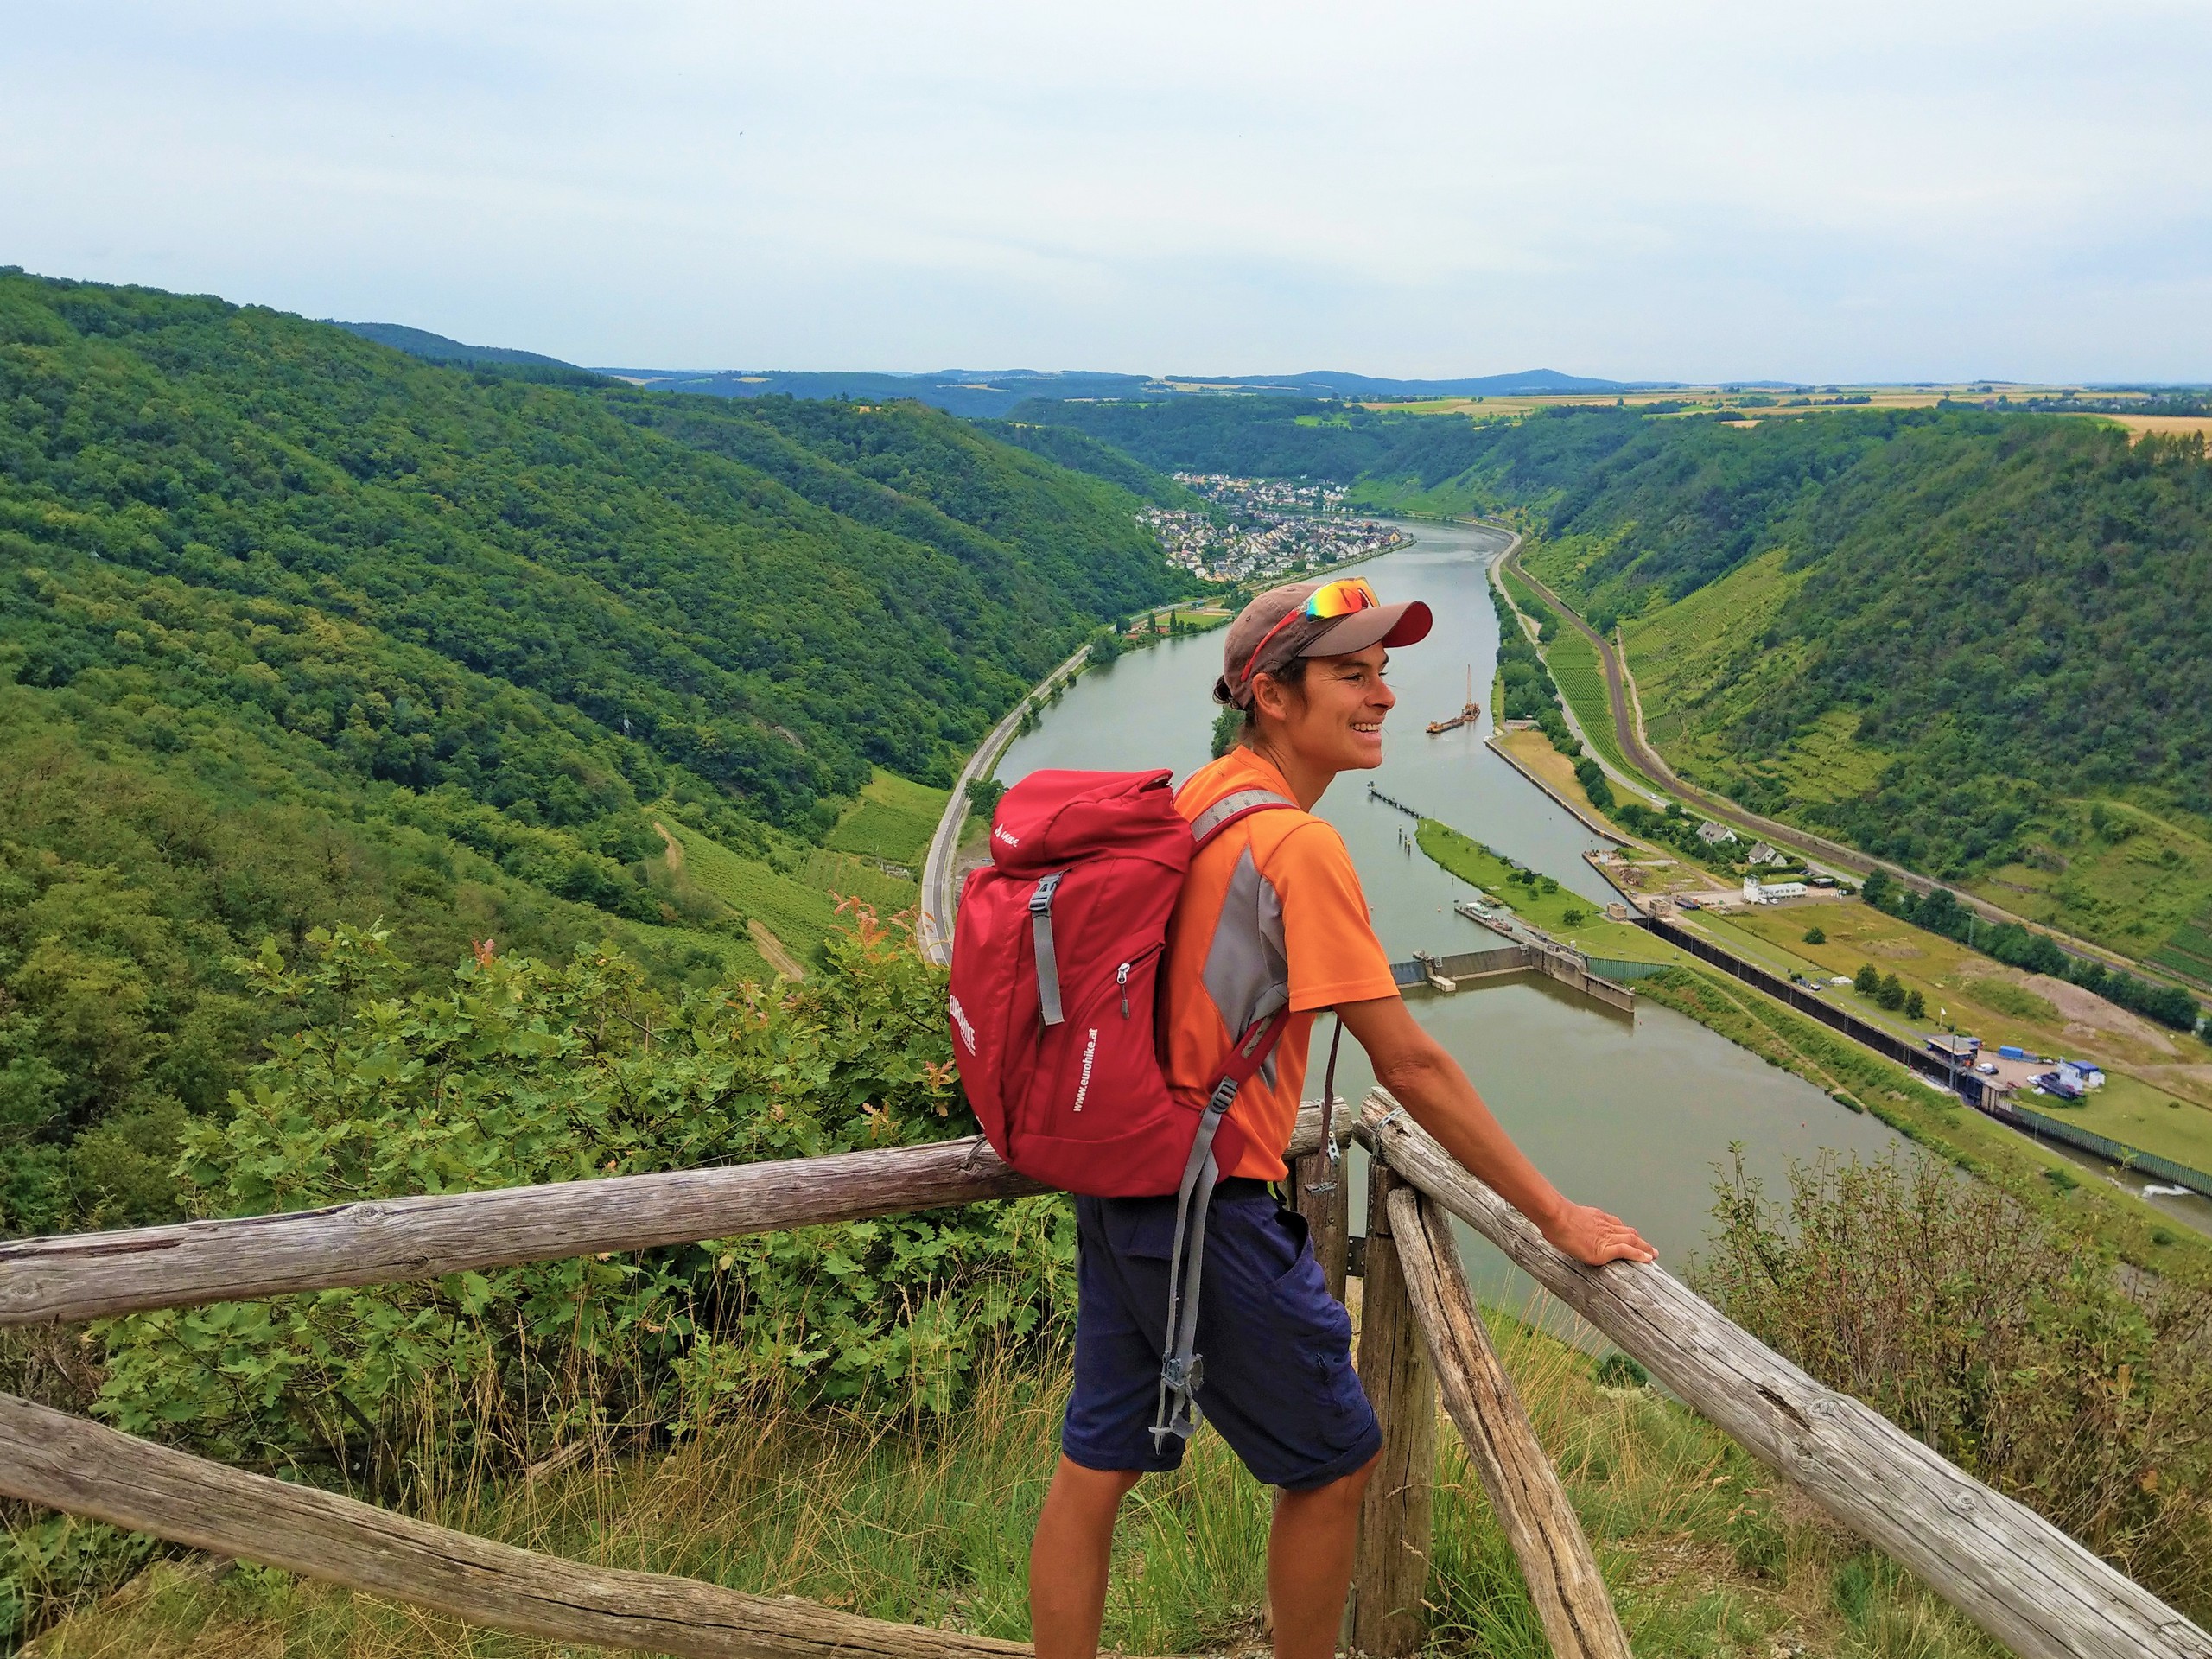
[1386, 1185, 1633, 1659]
[1289, 1097, 1350, 1306]
[1351, 1160, 1434, 1657]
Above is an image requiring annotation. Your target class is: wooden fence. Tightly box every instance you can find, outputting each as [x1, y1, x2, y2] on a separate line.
[3, 1102, 2209, 1659]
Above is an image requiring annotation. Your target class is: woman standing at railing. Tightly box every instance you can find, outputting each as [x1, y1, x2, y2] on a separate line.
[1029, 577, 1656, 1659]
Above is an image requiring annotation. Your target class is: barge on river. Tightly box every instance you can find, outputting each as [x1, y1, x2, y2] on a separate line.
[1427, 666, 1481, 734]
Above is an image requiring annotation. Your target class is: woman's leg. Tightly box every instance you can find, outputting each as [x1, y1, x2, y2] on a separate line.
[1030, 1455, 1145, 1659]
[1267, 1451, 1379, 1659]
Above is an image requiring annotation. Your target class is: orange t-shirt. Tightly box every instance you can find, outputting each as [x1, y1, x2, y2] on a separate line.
[1163, 749, 1402, 1180]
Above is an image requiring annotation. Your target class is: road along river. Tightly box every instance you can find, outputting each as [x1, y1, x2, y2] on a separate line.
[993, 520, 1911, 1311]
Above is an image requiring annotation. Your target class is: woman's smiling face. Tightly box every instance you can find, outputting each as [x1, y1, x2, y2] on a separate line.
[1250, 642, 1395, 782]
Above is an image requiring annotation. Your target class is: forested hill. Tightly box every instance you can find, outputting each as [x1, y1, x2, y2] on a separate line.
[0, 271, 1182, 1233]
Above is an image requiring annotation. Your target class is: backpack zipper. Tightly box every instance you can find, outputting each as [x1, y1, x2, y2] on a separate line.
[1116, 961, 1132, 1018]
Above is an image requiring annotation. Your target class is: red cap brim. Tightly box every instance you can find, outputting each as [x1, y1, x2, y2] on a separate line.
[1301, 598, 1433, 658]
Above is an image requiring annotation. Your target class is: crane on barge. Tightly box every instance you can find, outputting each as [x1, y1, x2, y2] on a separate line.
[1427, 665, 1480, 734]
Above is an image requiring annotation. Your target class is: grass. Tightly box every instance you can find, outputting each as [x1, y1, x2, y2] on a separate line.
[28, 1323, 2012, 1659]
[1636, 964, 2212, 1284]
[1687, 900, 2212, 1177]
[1707, 902, 2212, 1083]
[1494, 558, 1662, 796]
[1542, 627, 1639, 784]
[823, 769, 950, 872]
[2037, 1072, 2212, 1179]
[1494, 727, 1621, 832]
[1416, 820, 1602, 932]
[1605, 549, 2212, 976]
[1962, 797, 2212, 975]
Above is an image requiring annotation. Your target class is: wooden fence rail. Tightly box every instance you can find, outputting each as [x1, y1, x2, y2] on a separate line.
[0, 1112, 1339, 1327]
[1358, 1091, 2212, 1659]
[0, 1392, 1036, 1659]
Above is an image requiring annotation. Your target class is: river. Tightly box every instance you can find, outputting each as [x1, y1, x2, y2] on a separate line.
[995, 520, 1912, 1310]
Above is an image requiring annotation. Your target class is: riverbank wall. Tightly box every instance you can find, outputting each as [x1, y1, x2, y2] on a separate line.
[1483, 734, 1627, 844]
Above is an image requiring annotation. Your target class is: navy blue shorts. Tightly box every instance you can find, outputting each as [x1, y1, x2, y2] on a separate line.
[1063, 1179, 1382, 1491]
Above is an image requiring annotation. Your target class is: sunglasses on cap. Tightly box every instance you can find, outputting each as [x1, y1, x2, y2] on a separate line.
[1238, 577, 1383, 684]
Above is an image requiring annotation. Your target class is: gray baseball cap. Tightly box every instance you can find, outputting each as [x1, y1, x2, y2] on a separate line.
[1212, 576, 1433, 708]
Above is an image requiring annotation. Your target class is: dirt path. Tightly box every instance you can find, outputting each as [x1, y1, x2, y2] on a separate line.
[748, 921, 807, 981]
[652, 820, 685, 873]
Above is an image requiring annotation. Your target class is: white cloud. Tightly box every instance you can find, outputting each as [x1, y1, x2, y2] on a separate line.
[2, 0, 2206, 378]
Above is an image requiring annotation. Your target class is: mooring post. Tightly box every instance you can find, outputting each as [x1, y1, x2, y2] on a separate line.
[1290, 1100, 1350, 1305]
[1351, 1160, 1434, 1657]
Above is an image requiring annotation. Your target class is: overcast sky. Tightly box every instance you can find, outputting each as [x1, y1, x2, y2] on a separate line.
[6, 1, 2209, 382]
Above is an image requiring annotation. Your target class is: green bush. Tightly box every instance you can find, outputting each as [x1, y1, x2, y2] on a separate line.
[93, 916, 1071, 1491]
[1802, 925, 1826, 945]
[1704, 1150, 2212, 1610]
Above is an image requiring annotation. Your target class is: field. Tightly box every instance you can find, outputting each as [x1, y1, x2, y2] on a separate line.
[26, 1322, 2012, 1659]
[822, 769, 951, 872]
[1960, 797, 2212, 985]
[1696, 901, 2212, 1167]
[1416, 820, 1608, 932]
[655, 817, 918, 973]
[1344, 469, 1497, 519]
[1637, 963, 2212, 1280]
[1610, 551, 1833, 795]
[1414, 816, 1690, 968]
[2050, 1073, 2212, 1178]
[1493, 727, 1622, 833]
[1576, 545, 2212, 976]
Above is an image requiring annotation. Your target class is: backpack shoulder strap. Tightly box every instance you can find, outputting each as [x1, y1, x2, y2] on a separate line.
[1188, 787, 1296, 849]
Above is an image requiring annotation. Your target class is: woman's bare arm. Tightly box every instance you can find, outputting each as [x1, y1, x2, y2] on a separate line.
[1334, 995, 1656, 1266]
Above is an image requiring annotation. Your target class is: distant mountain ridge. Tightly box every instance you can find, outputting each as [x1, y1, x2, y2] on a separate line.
[588, 365, 1646, 417]
[327, 319, 584, 371]
[319, 325, 1650, 413]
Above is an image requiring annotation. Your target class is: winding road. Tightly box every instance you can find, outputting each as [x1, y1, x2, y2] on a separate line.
[917, 642, 1091, 965]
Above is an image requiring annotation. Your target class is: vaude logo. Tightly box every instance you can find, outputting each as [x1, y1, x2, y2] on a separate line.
[948, 994, 976, 1053]
[1072, 1027, 1099, 1111]
[992, 823, 1020, 848]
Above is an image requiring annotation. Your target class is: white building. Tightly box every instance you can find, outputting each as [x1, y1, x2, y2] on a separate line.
[1743, 876, 1809, 905]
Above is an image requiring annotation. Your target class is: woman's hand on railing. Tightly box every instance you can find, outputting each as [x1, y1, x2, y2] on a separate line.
[1537, 1199, 1656, 1267]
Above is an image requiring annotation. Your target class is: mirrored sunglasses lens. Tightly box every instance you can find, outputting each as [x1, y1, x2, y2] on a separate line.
[1306, 579, 1377, 618]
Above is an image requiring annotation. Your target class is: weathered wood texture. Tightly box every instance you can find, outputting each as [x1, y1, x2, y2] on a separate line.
[1288, 1097, 1350, 1305]
[0, 1107, 1350, 1328]
[0, 1391, 1038, 1659]
[1361, 1091, 2212, 1659]
[1351, 1162, 1433, 1658]
[0, 1138, 1043, 1327]
[1386, 1185, 1631, 1659]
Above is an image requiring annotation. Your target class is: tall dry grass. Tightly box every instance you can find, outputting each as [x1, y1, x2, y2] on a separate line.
[24, 1300, 2011, 1659]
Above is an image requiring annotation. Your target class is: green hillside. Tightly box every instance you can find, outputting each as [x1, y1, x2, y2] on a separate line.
[1516, 410, 2212, 972]
[0, 270, 1181, 1234]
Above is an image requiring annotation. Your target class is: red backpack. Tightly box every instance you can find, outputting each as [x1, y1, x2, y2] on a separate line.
[947, 767, 1313, 1450]
[947, 767, 1294, 1197]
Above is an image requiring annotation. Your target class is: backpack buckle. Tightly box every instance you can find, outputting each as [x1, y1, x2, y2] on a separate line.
[1160, 1353, 1204, 1394]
